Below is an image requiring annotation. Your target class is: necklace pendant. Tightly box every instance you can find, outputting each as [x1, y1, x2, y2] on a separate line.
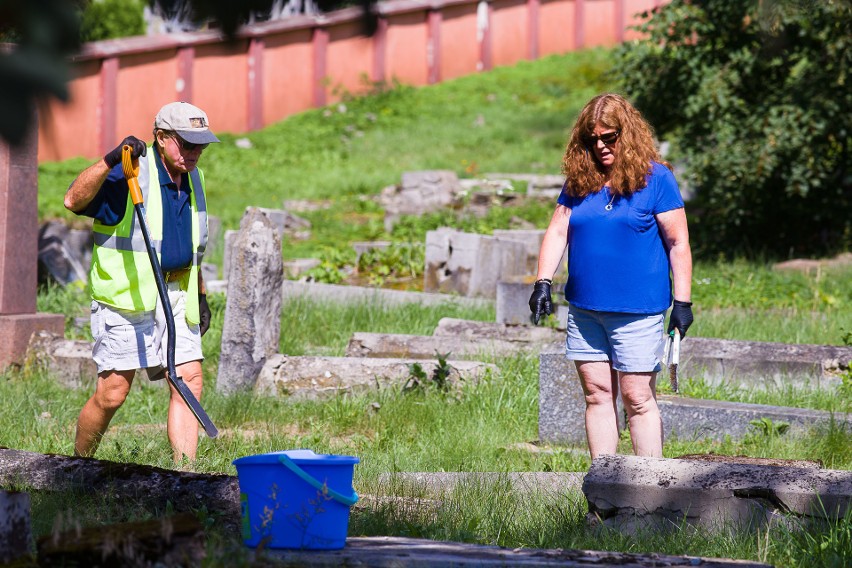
[605, 203, 613, 211]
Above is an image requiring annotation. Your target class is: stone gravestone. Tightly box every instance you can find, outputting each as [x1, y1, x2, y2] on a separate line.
[216, 208, 284, 394]
[0, 116, 64, 369]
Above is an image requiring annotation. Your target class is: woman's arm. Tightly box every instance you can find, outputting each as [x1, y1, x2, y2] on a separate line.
[656, 207, 692, 302]
[536, 204, 571, 281]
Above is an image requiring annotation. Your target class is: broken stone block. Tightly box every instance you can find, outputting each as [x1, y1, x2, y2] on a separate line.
[256, 206, 311, 240]
[25, 331, 97, 388]
[423, 229, 536, 298]
[255, 355, 497, 399]
[283, 258, 321, 278]
[37, 220, 89, 286]
[217, 208, 284, 394]
[0, 490, 32, 565]
[381, 170, 462, 231]
[583, 454, 852, 533]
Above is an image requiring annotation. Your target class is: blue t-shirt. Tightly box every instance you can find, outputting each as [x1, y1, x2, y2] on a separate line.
[81, 148, 194, 272]
[557, 162, 684, 314]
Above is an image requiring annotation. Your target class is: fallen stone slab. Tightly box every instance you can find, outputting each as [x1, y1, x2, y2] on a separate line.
[260, 535, 771, 567]
[282, 280, 493, 309]
[583, 455, 852, 533]
[657, 395, 850, 441]
[681, 337, 851, 389]
[434, 317, 562, 343]
[345, 332, 540, 360]
[380, 472, 585, 497]
[538, 345, 850, 445]
[256, 355, 497, 398]
[37, 512, 205, 567]
[0, 449, 240, 523]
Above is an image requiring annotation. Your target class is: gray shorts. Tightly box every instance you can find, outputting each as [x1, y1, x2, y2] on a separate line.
[564, 304, 665, 373]
[91, 281, 203, 379]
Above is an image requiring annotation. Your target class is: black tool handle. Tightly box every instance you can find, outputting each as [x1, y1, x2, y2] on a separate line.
[133, 203, 219, 438]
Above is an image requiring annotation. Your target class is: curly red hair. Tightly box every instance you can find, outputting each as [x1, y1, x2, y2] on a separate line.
[561, 93, 669, 197]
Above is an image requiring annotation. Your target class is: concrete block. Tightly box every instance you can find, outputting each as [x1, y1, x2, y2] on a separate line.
[424, 229, 536, 298]
[496, 278, 535, 325]
[0, 313, 65, 369]
[583, 455, 852, 533]
[256, 354, 497, 399]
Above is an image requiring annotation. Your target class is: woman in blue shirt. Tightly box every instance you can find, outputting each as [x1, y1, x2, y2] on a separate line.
[529, 93, 694, 459]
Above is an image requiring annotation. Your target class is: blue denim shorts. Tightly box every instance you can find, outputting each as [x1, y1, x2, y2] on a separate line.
[564, 304, 665, 373]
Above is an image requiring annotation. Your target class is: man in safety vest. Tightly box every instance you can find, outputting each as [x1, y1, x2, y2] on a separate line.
[64, 101, 218, 463]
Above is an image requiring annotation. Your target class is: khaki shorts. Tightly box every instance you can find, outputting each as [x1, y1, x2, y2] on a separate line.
[91, 281, 203, 379]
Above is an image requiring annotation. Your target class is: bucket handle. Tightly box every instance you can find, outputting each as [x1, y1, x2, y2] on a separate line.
[278, 455, 359, 507]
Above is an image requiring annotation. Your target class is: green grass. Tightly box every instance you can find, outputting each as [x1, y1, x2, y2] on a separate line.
[24, 44, 852, 567]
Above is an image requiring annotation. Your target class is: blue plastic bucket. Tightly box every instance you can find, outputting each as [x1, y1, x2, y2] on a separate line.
[233, 449, 359, 550]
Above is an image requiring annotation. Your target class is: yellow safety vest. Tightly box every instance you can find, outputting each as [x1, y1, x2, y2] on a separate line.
[90, 146, 209, 323]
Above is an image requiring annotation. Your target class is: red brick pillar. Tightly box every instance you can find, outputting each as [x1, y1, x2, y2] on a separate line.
[0, 114, 64, 369]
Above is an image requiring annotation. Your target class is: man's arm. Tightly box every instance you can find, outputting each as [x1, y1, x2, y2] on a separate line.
[64, 159, 111, 213]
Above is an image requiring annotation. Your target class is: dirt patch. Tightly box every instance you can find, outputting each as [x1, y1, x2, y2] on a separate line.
[675, 453, 822, 469]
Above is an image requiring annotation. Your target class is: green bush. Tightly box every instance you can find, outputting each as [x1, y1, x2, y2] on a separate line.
[79, 0, 146, 42]
[615, 0, 851, 259]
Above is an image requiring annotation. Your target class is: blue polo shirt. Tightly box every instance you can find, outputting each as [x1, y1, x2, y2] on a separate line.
[557, 162, 684, 314]
[81, 147, 194, 272]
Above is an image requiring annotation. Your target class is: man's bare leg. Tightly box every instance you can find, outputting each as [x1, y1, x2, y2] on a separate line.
[167, 360, 204, 463]
[74, 370, 135, 457]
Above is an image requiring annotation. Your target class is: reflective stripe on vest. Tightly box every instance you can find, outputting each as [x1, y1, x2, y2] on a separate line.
[90, 148, 208, 323]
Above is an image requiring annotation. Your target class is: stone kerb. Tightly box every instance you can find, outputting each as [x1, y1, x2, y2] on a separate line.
[539, 342, 850, 445]
[423, 228, 535, 298]
[216, 208, 284, 394]
[583, 455, 852, 533]
[256, 354, 496, 399]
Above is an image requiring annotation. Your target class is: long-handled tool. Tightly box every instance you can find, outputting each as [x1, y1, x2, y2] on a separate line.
[122, 146, 218, 438]
[662, 328, 681, 393]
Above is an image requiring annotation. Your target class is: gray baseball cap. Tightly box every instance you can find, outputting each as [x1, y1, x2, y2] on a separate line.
[154, 101, 220, 144]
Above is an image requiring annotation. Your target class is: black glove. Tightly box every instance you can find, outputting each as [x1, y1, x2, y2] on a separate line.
[199, 294, 211, 337]
[103, 135, 146, 168]
[667, 299, 694, 338]
[528, 279, 553, 325]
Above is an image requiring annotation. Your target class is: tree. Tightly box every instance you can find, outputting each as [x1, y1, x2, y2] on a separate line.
[615, 0, 851, 259]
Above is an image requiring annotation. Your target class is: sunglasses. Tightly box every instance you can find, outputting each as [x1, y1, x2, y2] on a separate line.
[170, 135, 209, 152]
[582, 130, 621, 147]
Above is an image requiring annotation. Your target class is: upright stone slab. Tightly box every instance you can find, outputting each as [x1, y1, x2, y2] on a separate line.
[538, 342, 593, 445]
[256, 207, 311, 240]
[217, 208, 283, 394]
[0, 490, 32, 564]
[423, 229, 536, 298]
[0, 114, 64, 369]
[221, 229, 238, 284]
